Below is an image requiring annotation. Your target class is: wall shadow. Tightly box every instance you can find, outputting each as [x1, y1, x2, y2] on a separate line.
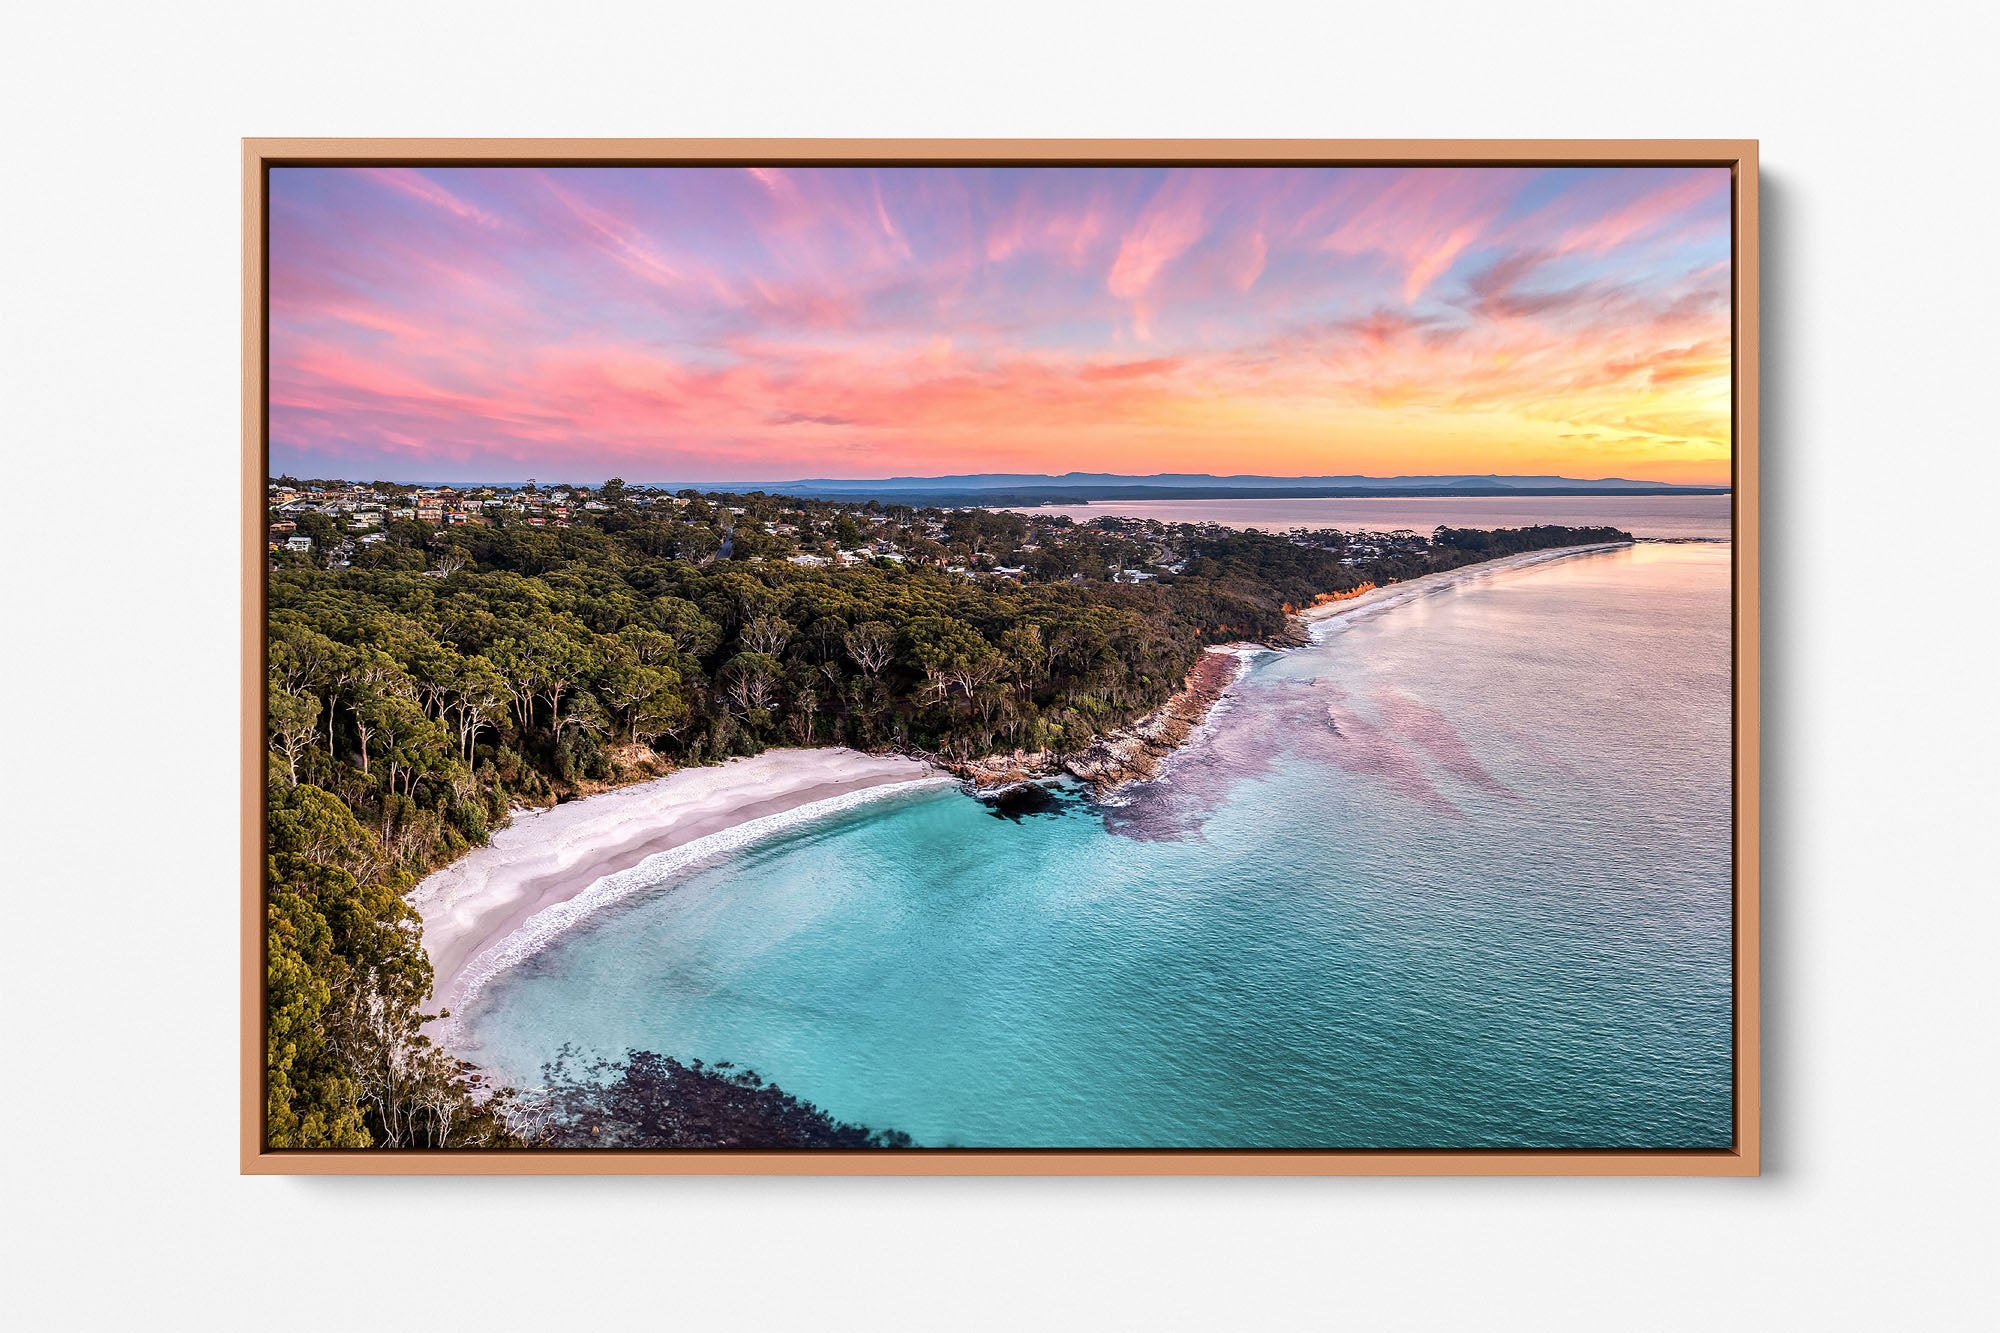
[1753, 167, 1798, 1181]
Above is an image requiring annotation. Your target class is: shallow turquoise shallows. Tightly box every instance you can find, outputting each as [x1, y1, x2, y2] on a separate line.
[458, 543, 1734, 1149]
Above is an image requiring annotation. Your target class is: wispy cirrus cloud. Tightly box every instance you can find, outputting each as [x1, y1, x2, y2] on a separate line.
[268, 164, 1733, 483]
[359, 168, 504, 229]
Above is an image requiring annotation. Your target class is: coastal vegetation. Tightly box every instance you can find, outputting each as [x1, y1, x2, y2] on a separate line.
[517, 1048, 914, 1149]
[264, 477, 1628, 1149]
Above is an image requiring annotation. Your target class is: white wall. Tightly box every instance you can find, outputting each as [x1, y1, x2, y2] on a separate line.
[6, 2, 1994, 1327]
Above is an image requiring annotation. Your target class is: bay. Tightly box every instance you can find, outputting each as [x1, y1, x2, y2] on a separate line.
[999, 492, 1731, 541]
[456, 542, 1734, 1149]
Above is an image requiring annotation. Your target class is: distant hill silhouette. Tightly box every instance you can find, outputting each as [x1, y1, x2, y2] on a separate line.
[667, 472, 1728, 506]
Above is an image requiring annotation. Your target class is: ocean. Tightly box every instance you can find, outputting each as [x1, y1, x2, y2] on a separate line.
[454, 537, 1735, 1149]
[999, 492, 1733, 541]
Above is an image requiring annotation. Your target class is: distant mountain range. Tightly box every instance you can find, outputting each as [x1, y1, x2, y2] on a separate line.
[681, 472, 1728, 507]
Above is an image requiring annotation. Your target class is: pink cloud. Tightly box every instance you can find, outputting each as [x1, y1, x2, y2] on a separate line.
[1315, 168, 1530, 302]
[871, 174, 913, 260]
[536, 172, 694, 293]
[268, 165, 1733, 482]
[1232, 230, 1267, 291]
[359, 169, 502, 228]
[1107, 173, 1214, 337]
[1514, 170, 1731, 258]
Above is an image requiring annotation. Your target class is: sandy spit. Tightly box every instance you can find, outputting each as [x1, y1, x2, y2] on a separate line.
[1298, 542, 1630, 629]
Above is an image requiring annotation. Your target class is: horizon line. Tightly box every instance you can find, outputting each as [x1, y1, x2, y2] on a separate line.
[268, 470, 1732, 490]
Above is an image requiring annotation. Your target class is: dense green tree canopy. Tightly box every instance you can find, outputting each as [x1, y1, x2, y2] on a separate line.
[264, 480, 1628, 1147]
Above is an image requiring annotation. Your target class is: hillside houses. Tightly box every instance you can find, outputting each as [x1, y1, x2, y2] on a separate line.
[266, 478, 1465, 590]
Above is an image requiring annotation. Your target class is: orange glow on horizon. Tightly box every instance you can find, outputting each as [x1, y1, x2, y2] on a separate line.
[270, 166, 1734, 485]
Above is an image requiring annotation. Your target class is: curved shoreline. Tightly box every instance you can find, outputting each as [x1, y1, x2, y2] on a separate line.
[1297, 541, 1631, 632]
[941, 543, 1634, 799]
[415, 542, 1636, 1041]
[409, 749, 949, 1029]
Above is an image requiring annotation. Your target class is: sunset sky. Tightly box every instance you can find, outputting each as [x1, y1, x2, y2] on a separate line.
[269, 165, 1733, 485]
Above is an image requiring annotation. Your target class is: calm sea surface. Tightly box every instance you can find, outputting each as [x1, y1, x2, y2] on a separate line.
[458, 542, 1734, 1148]
[1001, 492, 1732, 541]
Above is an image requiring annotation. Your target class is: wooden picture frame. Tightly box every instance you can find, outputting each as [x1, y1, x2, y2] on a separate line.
[243, 138, 1759, 1175]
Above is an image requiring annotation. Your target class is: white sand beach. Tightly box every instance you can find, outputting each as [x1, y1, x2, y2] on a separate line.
[411, 547, 1624, 1030]
[409, 748, 949, 1022]
[1299, 542, 1629, 628]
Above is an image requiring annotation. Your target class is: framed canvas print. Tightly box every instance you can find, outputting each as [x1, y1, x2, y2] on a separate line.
[242, 139, 1758, 1175]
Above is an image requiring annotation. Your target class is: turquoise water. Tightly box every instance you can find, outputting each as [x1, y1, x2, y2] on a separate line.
[458, 543, 1734, 1148]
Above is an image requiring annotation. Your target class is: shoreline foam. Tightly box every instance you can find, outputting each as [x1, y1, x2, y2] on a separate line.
[409, 748, 948, 1029]
[1110, 543, 1632, 796]
[1297, 542, 1630, 634]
